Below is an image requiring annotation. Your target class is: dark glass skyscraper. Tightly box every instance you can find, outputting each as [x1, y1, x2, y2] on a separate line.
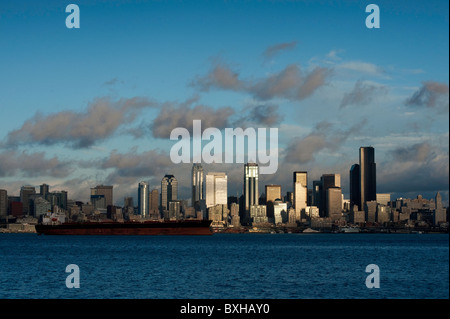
[161, 174, 178, 213]
[359, 146, 376, 207]
[349, 164, 361, 210]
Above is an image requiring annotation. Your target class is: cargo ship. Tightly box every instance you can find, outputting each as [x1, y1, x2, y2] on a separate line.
[35, 220, 213, 235]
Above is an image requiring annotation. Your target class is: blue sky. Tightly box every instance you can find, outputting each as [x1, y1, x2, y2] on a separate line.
[0, 0, 448, 205]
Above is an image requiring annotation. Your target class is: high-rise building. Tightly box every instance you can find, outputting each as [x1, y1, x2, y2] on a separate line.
[138, 182, 149, 218]
[168, 200, 183, 220]
[365, 200, 377, 223]
[265, 185, 281, 222]
[319, 174, 341, 217]
[91, 185, 113, 208]
[273, 200, 288, 224]
[376, 193, 391, 206]
[161, 174, 178, 212]
[327, 187, 343, 222]
[205, 172, 228, 208]
[349, 164, 361, 210]
[321, 174, 341, 189]
[293, 171, 308, 217]
[0, 189, 7, 217]
[20, 186, 36, 215]
[312, 180, 321, 207]
[360, 146, 376, 207]
[32, 197, 51, 217]
[230, 203, 241, 227]
[40, 184, 49, 200]
[250, 205, 268, 225]
[265, 185, 282, 203]
[192, 163, 204, 207]
[435, 191, 443, 210]
[124, 197, 134, 208]
[244, 163, 259, 212]
[48, 190, 68, 212]
[149, 188, 159, 212]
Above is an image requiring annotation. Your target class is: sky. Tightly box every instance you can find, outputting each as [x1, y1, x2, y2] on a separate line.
[0, 0, 448, 206]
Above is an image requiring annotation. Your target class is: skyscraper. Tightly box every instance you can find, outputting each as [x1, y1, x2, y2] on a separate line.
[149, 189, 159, 212]
[138, 181, 149, 218]
[40, 184, 49, 200]
[244, 163, 259, 212]
[360, 146, 376, 207]
[192, 163, 204, 207]
[327, 187, 343, 221]
[161, 174, 178, 212]
[48, 190, 68, 212]
[312, 180, 321, 207]
[349, 164, 361, 210]
[293, 171, 308, 217]
[0, 189, 7, 218]
[91, 185, 113, 208]
[319, 174, 341, 217]
[265, 185, 282, 203]
[436, 191, 443, 210]
[266, 185, 282, 222]
[20, 186, 36, 215]
[205, 172, 228, 208]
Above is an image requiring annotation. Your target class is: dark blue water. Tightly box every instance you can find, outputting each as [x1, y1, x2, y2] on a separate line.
[0, 233, 448, 299]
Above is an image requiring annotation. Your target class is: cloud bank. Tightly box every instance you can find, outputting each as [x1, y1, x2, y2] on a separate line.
[3, 97, 156, 149]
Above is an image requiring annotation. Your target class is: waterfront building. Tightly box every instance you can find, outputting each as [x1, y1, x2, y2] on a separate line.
[230, 202, 241, 227]
[305, 206, 320, 219]
[349, 209, 365, 224]
[209, 204, 229, 228]
[377, 204, 391, 224]
[250, 204, 268, 225]
[168, 200, 183, 220]
[287, 207, 297, 226]
[32, 197, 51, 218]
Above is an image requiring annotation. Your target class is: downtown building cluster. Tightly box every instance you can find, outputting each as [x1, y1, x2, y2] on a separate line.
[0, 146, 448, 232]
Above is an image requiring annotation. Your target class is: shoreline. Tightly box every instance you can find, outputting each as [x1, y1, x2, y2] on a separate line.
[1, 226, 448, 235]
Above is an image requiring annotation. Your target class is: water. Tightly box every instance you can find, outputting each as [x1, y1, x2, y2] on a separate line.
[0, 233, 448, 299]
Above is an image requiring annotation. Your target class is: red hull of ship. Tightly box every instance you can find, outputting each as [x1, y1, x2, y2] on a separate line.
[35, 220, 213, 236]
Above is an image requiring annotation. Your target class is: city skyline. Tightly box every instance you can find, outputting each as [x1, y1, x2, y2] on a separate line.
[0, 1, 448, 206]
[0, 147, 447, 210]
